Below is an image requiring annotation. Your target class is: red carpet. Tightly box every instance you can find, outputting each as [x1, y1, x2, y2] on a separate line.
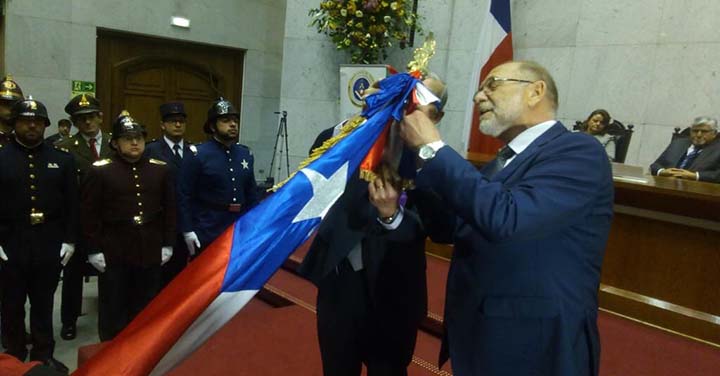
[78, 250, 720, 375]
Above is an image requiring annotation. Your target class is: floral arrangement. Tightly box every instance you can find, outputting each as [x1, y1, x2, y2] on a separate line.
[309, 0, 422, 64]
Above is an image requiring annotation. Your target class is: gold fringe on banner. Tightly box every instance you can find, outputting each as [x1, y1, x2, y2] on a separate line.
[268, 115, 368, 192]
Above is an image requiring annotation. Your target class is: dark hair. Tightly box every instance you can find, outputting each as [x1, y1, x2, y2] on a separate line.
[585, 109, 611, 134]
[58, 119, 71, 127]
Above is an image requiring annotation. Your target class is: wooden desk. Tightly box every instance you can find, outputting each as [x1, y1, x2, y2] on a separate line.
[601, 175, 720, 346]
[425, 172, 720, 346]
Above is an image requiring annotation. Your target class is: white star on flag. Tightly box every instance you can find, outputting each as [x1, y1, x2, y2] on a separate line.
[292, 162, 349, 223]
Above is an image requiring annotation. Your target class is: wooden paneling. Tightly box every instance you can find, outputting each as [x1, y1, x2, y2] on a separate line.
[96, 30, 244, 143]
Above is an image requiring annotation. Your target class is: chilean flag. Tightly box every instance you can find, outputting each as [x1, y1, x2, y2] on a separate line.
[72, 73, 421, 376]
[464, 0, 513, 154]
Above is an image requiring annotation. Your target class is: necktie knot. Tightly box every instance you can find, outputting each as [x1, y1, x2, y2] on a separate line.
[89, 137, 96, 145]
[497, 146, 516, 160]
[173, 144, 181, 158]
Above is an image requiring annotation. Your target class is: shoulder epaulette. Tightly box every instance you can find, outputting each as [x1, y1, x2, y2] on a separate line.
[54, 145, 70, 154]
[149, 158, 167, 165]
[93, 159, 112, 167]
[189, 144, 198, 156]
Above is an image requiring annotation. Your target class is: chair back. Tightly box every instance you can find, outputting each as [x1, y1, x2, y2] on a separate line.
[672, 127, 690, 141]
[606, 120, 634, 163]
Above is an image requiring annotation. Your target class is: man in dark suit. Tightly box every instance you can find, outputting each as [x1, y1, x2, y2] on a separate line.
[400, 61, 614, 376]
[299, 75, 447, 376]
[650, 117, 720, 183]
[82, 112, 176, 341]
[56, 94, 115, 341]
[145, 102, 193, 286]
[44, 119, 72, 146]
[0, 98, 78, 373]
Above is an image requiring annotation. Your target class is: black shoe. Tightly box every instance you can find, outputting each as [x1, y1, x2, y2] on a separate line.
[43, 357, 69, 374]
[60, 323, 76, 340]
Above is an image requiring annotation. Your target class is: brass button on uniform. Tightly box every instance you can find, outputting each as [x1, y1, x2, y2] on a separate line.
[138, 202, 143, 206]
[31, 196, 37, 201]
[30, 174, 36, 179]
[29, 163, 35, 168]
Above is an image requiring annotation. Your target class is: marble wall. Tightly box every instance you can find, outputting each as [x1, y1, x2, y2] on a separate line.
[280, 0, 720, 172]
[3, 0, 286, 177]
[5, 0, 719, 173]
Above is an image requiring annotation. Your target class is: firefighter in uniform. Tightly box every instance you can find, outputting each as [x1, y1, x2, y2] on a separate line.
[82, 112, 176, 341]
[0, 75, 24, 146]
[56, 93, 114, 341]
[144, 102, 193, 286]
[0, 75, 25, 351]
[0, 98, 78, 373]
[178, 98, 259, 256]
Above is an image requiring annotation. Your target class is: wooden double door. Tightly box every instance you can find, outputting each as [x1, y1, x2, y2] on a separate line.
[96, 30, 245, 143]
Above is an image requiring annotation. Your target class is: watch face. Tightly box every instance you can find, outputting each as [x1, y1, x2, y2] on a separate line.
[419, 145, 435, 160]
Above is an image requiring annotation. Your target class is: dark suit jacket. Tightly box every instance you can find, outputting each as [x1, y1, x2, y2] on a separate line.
[416, 122, 613, 376]
[650, 138, 720, 183]
[144, 138, 193, 175]
[298, 128, 428, 353]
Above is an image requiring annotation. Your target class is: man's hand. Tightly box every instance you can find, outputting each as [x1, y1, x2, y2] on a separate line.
[183, 232, 201, 256]
[670, 168, 697, 180]
[0, 245, 7, 261]
[658, 168, 675, 177]
[60, 243, 75, 266]
[399, 110, 442, 149]
[368, 177, 399, 218]
[161, 246, 173, 265]
[661, 168, 697, 180]
[88, 253, 106, 273]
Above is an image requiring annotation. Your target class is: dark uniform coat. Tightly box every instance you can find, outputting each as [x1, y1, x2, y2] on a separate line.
[0, 140, 79, 262]
[56, 132, 114, 184]
[177, 139, 259, 248]
[81, 156, 176, 267]
[0, 139, 79, 360]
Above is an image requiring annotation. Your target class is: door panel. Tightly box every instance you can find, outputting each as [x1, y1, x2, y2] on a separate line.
[97, 30, 244, 143]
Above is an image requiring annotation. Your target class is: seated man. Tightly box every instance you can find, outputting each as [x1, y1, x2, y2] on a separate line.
[650, 116, 720, 183]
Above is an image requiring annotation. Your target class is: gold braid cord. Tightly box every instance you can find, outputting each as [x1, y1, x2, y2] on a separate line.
[269, 115, 367, 192]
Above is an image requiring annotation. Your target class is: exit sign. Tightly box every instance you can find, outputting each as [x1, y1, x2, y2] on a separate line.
[71, 80, 96, 97]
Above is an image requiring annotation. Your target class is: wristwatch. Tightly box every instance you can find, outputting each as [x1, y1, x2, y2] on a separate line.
[418, 140, 446, 161]
[379, 209, 400, 224]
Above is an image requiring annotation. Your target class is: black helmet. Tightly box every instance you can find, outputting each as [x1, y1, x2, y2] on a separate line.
[204, 97, 238, 134]
[65, 94, 101, 117]
[11, 96, 50, 127]
[111, 110, 147, 141]
[0, 75, 24, 103]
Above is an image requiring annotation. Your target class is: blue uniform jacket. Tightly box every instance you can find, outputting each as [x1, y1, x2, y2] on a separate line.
[177, 139, 259, 248]
[416, 122, 613, 376]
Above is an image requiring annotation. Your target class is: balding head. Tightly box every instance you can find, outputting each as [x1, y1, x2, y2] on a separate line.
[473, 60, 558, 142]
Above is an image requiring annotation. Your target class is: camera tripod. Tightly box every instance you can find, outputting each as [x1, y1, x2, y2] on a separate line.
[266, 110, 290, 186]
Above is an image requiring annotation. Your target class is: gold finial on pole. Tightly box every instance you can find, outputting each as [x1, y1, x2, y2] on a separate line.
[406, 32, 436, 77]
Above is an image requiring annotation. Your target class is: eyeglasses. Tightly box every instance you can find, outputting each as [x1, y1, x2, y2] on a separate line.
[477, 76, 535, 94]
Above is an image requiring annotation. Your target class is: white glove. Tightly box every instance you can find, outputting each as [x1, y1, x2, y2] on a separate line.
[161, 246, 173, 265]
[88, 253, 106, 273]
[0, 245, 7, 261]
[60, 243, 75, 266]
[183, 232, 201, 256]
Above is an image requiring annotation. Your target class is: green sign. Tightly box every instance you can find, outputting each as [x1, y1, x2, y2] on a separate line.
[71, 80, 95, 97]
